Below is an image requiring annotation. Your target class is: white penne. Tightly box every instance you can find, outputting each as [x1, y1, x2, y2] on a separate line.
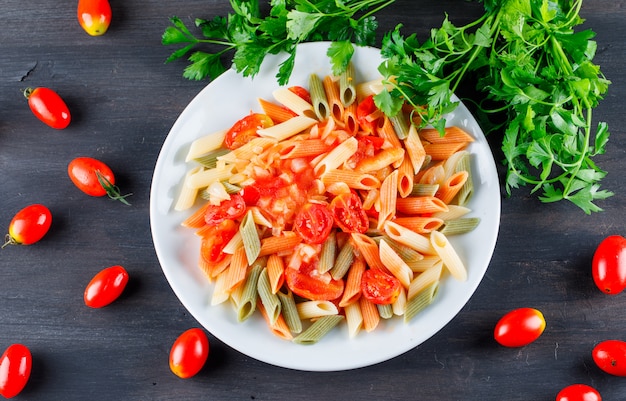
[222, 231, 243, 255]
[404, 124, 426, 174]
[186, 129, 228, 162]
[377, 169, 398, 229]
[407, 255, 441, 273]
[344, 302, 363, 338]
[443, 150, 468, 179]
[314, 136, 358, 176]
[408, 262, 443, 300]
[383, 220, 436, 255]
[240, 210, 261, 265]
[174, 165, 203, 211]
[430, 231, 467, 281]
[257, 115, 318, 141]
[272, 87, 316, 118]
[379, 239, 413, 288]
[248, 206, 273, 228]
[187, 164, 234, 189]
[218, 137, 277, 163]
[297, 300, 339, 320]
[433, 205, 472, 221]
[392, 287, 407, 316]
[210, 270, 230, 306]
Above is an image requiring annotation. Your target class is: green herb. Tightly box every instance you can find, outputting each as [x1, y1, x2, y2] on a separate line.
[161, 0, 394, 85]
[376, 0, 612, 213]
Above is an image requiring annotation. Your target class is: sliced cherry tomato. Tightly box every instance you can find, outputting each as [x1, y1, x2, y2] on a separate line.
[224, 113, 273, 150]
[356, 95, 381, 132]
[592, 340, 626, 376]
[592, 235, 626, 295]
[361, 268, 402, 305]
[494, 307, 546, 347]
[200, 220, 238, 264]
[0, 344, 32, 399]
[68, 157, 131, 204]
[169, 328, 209, 379]
[285, 262, 344, 301]
[288, 86, 312, 104]
[329, 192, 369, 234]
[2, 204, 52, 248]
[84, 265, 129, 308]
[293, 203, 334, 244]
[556, 384, 601, 401]
[24, 87, 71, 129]
[77, 0, 112, 36]
[204, 194, 247, 226]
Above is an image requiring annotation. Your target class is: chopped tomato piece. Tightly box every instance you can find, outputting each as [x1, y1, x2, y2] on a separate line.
[200, 220, 238, 264]
[361, 268, 402, 305]
[285, 262, 344, 301]
[293, 203, 334, 244]
[356, 95, 381, 132]
[204, 194, 247, 226]
[224, 113, 273, 150]
[330, 192, 369, 234]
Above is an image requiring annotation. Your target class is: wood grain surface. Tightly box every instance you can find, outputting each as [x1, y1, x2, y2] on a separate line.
[1, 1, 625, 400]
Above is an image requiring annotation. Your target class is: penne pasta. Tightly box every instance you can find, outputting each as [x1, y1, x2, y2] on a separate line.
[309, 73, 330, 121]
[272, 87, 316, 118]
[419, 126, 475, 144]
[257, 115, 318, 142]
[314, 136, 358, 176]
[378, 239, 413, 288]
[344, 302, 363, 338]
[257, 301, 293, 341]
[339, 257, 366, 307]
[359, 297, 380, 332]
[297, 300, 339, 320]
[174, 165, 203, 211]
[430, 231, 467, 281]
[321, 169, 380, 191]
[322, 75, 344, 123]
[258, 97, 297, 123]
[257, 268, 281, 325]
[339, 63, 357, 107]
[277, 290, 303, 334]
[292, 315, 344, 345]
[236, 264, 262, 322]
[185, 129, 228, 162]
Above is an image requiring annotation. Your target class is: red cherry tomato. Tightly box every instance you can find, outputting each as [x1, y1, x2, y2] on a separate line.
[203, 194, 247, 226]
[285, 263, 344, 301]
[224, 113, 273, 150]
[592, 340, 626, 376]
[494, 307, 546, 347]
[0, 344, 32, 399]
[329, 192, 369, 234]
[592, 235, 626, 295]
[24, 87, 71, 129]
[84, 265, 129, 308]
[361, 268, 402, 305]
[169, 328, 209, 379]
[293, 203, 334, 244]
[77, 0, 112, 36]
[200, 220, 238, 264]
[2, 204, 52, 248]
[556, 384, 601, 401]
[68, 157, 131, 205]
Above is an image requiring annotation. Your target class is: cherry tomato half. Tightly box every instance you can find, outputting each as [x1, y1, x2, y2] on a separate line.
[592, 235, 626, 295]
[285, 263, 344, 301]
[203, 194, 247, 226]
[293, 203, 334, 244]
[77, 0, 112, 36]
[169, 328, 209, 379]
[2, 204, 52, 248]
[0, 344, 32, 399]
[356, 95, 381, 133]
[224, 113, 273, 150]
[592, 340, 626, 376]
[329, 192, 369, 234]
[556, 384, 601, 401]
[200, 220, 238, 264]
[24, 87, 71, 129]
[68, 157, 131, 205]
[361, 268, 402, 305]
[84, 265, 129, 308]
[494, 307, 546, 347]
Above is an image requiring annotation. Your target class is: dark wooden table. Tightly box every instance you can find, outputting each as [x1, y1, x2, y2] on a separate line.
[2, 1, 625, 400]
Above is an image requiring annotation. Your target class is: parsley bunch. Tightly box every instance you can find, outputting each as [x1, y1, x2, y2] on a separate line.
[376, 0, 612, 213]
[162, 0, 395, 84]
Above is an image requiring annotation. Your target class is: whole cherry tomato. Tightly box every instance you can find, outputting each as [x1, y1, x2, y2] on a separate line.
[0, 344, 32, 399]
[223, 113, 273, 150]
[556, 384, 601, 401]
[592, 340, 626, 376]
[293, 203, 334, 244]
[361, 268, 402, 305]
[84, 265, 129, 308]
[77, 0, 112, 36]
[592, 235, 626, 295]
[494, 307, 546, 347]
[329, 192, 369, 234]
[68, 157, 131, 205]
[24, 87, 71, 129]
[169, 328, 209, 379]
[2, 204, 52, 248]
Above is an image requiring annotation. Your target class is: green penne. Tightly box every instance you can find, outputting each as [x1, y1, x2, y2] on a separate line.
[318, 231, 337, 274]
[410, 183, 440, 197]
[277, 290, 302, 334]
[330, 239, 355, 280]
[377, 303, 394, 319]
[239, 210, 261, 265]
[454, 152, 474, 205]
[309, 73, 330, 120]
[257, 268, 281, 325]
[389, 112, 410, 140]
[292, 315, 344, 345]
[404, 281, 439, 323]
[339, 63, 356, 107]
[236, 264, 262, 322]
[193, 148, 230, 169]
[439, 218, 481, 236]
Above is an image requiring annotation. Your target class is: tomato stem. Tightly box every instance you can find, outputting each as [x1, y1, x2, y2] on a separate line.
[96, 172, 132, 205]
[2, 234, 18, 249]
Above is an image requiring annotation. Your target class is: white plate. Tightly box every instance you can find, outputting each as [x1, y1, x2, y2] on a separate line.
[150, 42, 501, 371]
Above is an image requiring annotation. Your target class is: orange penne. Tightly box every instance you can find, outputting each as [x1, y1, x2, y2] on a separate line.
[393, 216, 444, 234]
[436, 170, 469, 204]
[258, 97, 297, 123]
[259, 232, 302, 257]
[323, 75, 344, 123]
[322, 169, 380, 191]
[181, 203, 210, 228]
[343, 101, 359, 135]
[224, 247, 249, 292]
[279, 139, 332, 159]
[267, 254, 285, 294]
[354, 147, 405, 173]
[350, 233, 388, 272]
[257, 301, 293, 340]
[377, 116, 403, 148]
[359, 296, 380, 332]
[419, 126, 475, 144]
[423, 142, 469, 161]
[377, 169, 398, 229]
[339, 257, 366, 307]
[403, 124, 426, 174]
[395, 196, 449, 214]
[397, 155, 414, 198]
